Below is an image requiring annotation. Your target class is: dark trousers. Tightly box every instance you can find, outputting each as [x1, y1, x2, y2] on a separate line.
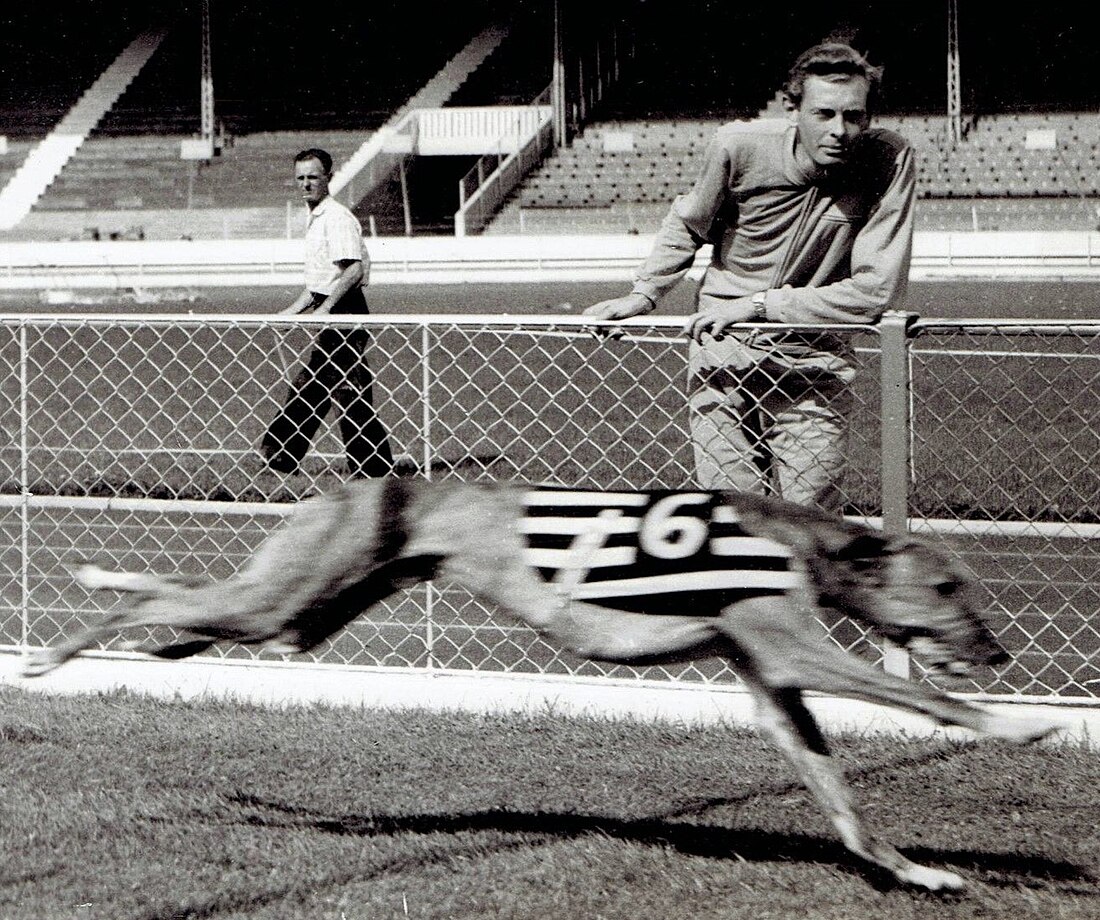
[262, 288, 395, 478]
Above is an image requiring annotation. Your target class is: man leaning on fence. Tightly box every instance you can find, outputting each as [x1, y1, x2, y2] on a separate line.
[262, 147, 413, 479]
[585, 41, 916, 511]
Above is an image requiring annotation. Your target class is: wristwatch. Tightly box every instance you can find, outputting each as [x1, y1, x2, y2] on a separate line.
[750, 290, 768, 320]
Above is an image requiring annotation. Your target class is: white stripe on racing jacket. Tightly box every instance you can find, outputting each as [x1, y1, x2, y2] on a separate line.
[521, 488, 799, 615]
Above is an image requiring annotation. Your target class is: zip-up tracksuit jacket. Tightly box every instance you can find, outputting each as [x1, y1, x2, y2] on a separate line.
[629, 118, 916, 504]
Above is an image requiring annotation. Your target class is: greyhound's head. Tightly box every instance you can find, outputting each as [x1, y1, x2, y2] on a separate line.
[728, 494, 1010, 676]
[809, 533, 1008, 675]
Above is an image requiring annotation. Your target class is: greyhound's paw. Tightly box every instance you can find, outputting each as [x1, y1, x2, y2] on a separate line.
[994, 714, 1062, 745]
[259, 638, 300, 656]
[118, 639, 152, 653]
[897, 863, 966, 892]
[20, 650, 61, 678]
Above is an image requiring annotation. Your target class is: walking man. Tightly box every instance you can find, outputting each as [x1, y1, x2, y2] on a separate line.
[263, 148, 407, 478]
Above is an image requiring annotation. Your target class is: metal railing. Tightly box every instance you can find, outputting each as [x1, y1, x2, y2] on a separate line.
[455, 87, 555, 237]
[1, 312, 1098, 700]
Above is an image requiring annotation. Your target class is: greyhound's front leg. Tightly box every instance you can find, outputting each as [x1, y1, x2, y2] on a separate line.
[747, 681, 967, 891]
[719, 598, 1057, 744]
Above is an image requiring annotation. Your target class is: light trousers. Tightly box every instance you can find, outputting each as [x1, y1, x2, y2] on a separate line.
[688, 359, 852, 512]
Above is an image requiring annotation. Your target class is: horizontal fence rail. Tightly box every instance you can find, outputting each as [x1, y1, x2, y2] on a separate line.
[1, 313, 1098, 700]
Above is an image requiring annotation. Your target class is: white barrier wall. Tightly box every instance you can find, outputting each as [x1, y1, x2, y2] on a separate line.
[0, 232, 1099, 289]
[417, 106, 553, 155]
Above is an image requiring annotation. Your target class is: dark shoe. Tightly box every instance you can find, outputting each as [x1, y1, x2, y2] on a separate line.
[265, 452, 300, 475]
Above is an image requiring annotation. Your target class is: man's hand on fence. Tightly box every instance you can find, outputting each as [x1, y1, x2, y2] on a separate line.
[683, 298, 758, 343]
[584, 293, 654, 321]
[582, 293, 654, 340]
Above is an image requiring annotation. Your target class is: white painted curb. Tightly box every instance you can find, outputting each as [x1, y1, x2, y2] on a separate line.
[2, 652, 1096, 748]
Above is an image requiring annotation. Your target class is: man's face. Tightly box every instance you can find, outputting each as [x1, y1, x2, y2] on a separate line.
[294, 156, 330, 207]
[787, 75, 871, 167]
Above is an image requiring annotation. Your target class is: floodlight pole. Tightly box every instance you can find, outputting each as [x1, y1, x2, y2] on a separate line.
[551, 0, 568, 147]
[200, 0, 215, 149]
[946, 0, 962, 145]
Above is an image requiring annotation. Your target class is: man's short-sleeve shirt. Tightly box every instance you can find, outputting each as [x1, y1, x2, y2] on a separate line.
[304, 196, 366, 295]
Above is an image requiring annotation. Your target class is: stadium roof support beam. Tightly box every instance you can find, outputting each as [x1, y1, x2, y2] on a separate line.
[181, 1, 218, 160]
[551, 0, 567, 148]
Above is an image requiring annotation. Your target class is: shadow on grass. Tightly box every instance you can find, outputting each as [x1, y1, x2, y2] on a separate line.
[115, 743, 1096, 918]
[223, 791, 1094, 894]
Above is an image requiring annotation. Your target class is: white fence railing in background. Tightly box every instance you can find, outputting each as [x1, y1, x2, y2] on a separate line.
[2, 232, 1099, 289]
[912, 230, 1100, 273]
[1, 312, 1099, 703]
[417, 105, 554, 156]
[455, 87, 555, 237]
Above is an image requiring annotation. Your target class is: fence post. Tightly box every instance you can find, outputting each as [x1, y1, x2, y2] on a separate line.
[18, 321, 30, 651]
[878, 310, 918, 678]
[420, 323, 436, 671]
[420, 324, 433, 482]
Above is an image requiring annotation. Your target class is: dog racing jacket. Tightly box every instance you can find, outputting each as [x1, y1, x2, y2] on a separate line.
[521, 488, 801, 616]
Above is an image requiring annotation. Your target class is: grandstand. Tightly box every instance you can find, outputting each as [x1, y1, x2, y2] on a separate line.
[0, 2, 1097, 239]
[486, 111, 1100, 234]
[0, 0, 506, 239]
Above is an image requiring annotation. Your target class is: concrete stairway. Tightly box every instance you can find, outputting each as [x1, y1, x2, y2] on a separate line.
[0, 28, 166, 230]
[330, 24, 509, 199]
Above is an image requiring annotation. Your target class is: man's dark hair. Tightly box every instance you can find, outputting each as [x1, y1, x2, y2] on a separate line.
[783, 42, 883, 109]
[293, 147, 333, 175]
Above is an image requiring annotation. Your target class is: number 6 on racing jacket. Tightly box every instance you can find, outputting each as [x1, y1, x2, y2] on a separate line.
[24, 479, 1059, 892]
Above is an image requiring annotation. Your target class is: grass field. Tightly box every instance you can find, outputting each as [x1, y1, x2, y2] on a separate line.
[0, 687, 1096, 920]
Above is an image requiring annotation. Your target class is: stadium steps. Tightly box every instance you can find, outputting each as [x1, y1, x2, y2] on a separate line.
[330, 24, 509, 201]
[0, 140, 34, 190]
[28, 130, 374, 215]
[487, 112, 1100, 235]
[0, 27, 167, 230]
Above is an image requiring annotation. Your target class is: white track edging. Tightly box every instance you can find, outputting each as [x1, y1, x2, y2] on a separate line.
[1, 651, 1095, 748]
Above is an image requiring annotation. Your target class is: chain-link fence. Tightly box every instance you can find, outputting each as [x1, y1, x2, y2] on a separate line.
[1, 313, 1098, 699]
[904, 319, 1100, 698]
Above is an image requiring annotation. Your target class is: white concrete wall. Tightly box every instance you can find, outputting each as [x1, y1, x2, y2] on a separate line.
[1, 232, 1099, 290]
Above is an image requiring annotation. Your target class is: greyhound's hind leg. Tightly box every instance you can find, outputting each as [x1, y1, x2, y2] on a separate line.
[21, 607, 147, 677]
[23, 570, 221, 678]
